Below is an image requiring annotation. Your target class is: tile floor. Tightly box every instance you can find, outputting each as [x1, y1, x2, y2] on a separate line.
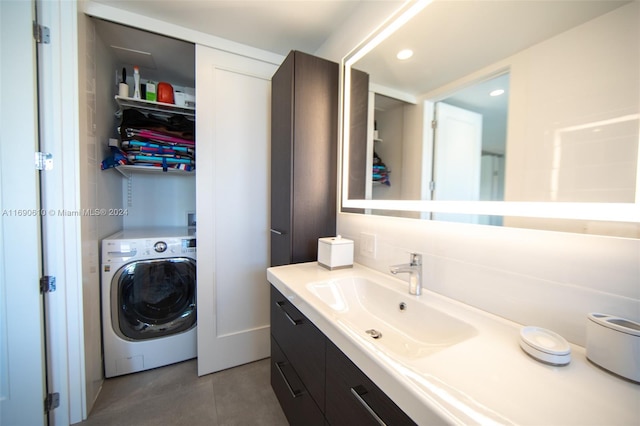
[76, 358, 288, 426]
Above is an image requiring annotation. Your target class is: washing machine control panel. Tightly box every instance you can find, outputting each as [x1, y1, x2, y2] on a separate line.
[103, 234, 196, 262]
[181, 238, 196, 254]
[142, 237, 196, 256]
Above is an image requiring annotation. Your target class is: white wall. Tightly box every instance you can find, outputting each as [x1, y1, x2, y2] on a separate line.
[338, 213, 640, 347]
[327, 3, 640, 347]
[504, 3, 639, 205]
[77, 13, 123, 413]
[121, 174, 195, 228]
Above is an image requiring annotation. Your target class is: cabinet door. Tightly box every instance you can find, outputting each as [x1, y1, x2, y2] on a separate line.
[196, 45, 277, 375]
[290, 51, 338, 263]
[270, 51, 294, 267]
[271, 286, 326, 409]
[326, 341, 416, 426]
[271, 337, 325, 426]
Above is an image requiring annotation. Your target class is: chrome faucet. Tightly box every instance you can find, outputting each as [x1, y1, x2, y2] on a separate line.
[389, 253, 423, 295]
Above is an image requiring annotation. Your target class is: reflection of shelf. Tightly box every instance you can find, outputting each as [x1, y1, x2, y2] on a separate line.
[115, 95, 195, 118]
[113, 165, 195, 178]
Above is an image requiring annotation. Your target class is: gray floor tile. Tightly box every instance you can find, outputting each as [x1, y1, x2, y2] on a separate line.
[211, 359, 288, 426]
[76, 358, 286, 426]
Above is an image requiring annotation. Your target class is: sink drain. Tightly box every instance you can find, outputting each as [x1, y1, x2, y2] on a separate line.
[366, 329, 382, 339]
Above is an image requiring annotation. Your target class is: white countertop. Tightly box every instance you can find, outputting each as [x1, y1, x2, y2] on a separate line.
[267, 262, 640, 426]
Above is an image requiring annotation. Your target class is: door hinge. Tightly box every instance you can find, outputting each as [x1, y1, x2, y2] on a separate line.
[40, 276, 56, 293]
[429, 181, 436, 191]
[431, 119, 437, 129]
[35, 152, 53, 171]
[44, 392, 60, 413]
[33, 22, 50, 44]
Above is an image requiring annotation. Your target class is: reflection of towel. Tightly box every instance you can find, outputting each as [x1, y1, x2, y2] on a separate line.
[372, 151, 391, 185]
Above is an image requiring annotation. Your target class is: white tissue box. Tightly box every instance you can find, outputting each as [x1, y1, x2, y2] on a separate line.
[318, 236, 353, 270]
[586, 313, 640, 383]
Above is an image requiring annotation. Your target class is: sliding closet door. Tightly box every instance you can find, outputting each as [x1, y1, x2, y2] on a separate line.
[196, 45, 277, 375]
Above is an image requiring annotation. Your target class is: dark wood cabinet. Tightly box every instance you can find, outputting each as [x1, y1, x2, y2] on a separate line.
[270, 50, 338, 267]
[326, 340, 416, 426]
[271, 336, 325, 426]
[270, 285, 416, 425]
[270, 286, 326, 409]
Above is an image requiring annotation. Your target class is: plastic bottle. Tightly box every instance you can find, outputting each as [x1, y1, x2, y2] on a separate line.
[133, 66, 141, 99]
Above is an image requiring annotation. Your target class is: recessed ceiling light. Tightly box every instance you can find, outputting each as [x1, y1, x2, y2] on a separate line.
[397, 49, 414, 60]
[490, 89, 505, 97]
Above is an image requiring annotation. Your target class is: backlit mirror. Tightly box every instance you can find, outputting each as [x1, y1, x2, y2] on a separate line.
[341, 0, 640, 237]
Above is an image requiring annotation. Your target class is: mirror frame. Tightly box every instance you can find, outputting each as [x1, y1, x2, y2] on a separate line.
[339, 0, 640, 224]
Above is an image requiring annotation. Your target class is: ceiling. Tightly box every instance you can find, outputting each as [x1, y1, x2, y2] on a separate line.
[91, 1, 630, 102]
[92, 0, 370, 56]
[91, 0, 402, 88]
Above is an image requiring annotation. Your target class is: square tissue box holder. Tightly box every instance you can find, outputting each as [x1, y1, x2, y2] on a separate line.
[318, 236, 354, 270]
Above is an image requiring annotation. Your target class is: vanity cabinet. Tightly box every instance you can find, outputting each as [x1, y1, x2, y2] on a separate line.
[325, 340, 416, 426]
[270, 286, 326, 408]
[270, 50, 338, 267]
[271, 337, 325, 425]
[270, 285, 416, 425]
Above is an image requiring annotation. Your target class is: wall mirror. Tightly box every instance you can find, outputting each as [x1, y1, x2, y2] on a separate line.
[341, 0, 640, 237]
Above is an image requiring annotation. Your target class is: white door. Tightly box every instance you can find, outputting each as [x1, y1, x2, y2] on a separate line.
[36, 0, 84, 424]
[0, 1, 47, 425]
[196, 45, 278, 375]
[432, 102, 483, 223]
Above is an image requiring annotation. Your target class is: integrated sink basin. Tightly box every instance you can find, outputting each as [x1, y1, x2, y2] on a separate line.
[306, 276, 477, 359]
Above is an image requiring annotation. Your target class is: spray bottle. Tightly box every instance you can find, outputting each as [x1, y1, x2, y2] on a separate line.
[133, 66, 141, 99]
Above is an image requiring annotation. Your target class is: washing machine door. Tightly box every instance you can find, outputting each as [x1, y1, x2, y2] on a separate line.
[112, 257, 196, 340]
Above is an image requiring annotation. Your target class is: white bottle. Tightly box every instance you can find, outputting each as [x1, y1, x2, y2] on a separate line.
[133, 66, 141, 99]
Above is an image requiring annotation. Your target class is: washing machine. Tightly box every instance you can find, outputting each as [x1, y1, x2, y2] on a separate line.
[101, 227, 197, 377]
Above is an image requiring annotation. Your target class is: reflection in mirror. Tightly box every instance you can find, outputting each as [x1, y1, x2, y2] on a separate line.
[342, 0, 640, 237]
[431, 73, 508, 225]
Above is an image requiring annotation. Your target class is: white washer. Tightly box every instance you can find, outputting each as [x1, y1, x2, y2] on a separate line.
[101, 227, 197, 377]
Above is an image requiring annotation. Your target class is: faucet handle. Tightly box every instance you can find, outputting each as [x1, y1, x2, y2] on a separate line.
[409, 252, 422, 266]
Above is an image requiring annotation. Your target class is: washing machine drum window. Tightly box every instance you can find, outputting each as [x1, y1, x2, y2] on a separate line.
[113, 257, 196, 340]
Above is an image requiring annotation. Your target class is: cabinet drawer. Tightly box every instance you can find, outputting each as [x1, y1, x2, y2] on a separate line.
[271, 337, 325, 426]
[270, 285, 326, 409]
[325, 341, 416, 426]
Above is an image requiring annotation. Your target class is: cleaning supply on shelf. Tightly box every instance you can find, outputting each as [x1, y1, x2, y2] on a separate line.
[118, 67, 129, 97]
[157, 82, 175, 104]
[145, 81, 156, 102]
[133, 66, 141, 99]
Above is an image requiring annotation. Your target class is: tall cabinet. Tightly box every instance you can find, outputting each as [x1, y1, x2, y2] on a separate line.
[270, 51, 339, 267]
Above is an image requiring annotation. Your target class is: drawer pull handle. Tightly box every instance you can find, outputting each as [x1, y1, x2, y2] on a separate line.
[275, 361, 304, 399]
[350, 386, 387, 426]
[275, 301, 301, 325]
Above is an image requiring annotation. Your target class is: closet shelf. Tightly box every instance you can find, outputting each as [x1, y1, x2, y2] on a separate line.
[115, 95, 195, 118]
[113, 165, 195, 178]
